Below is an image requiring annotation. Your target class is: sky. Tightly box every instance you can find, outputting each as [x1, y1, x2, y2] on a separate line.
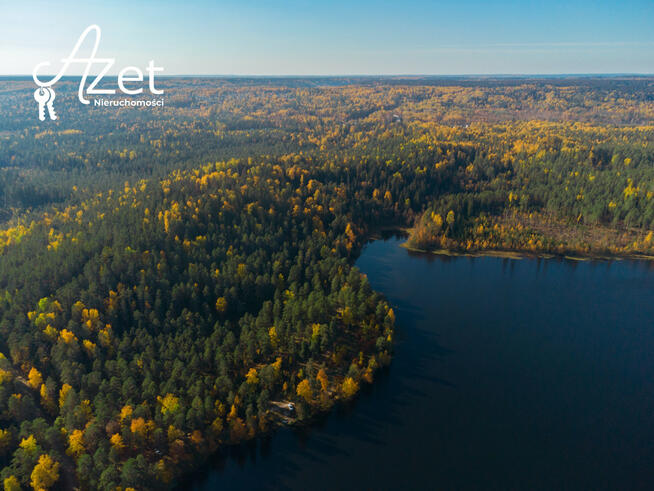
[0, 0, 653, 75]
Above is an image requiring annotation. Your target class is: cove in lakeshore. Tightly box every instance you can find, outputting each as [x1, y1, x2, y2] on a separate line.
[182, 235, 654, 490]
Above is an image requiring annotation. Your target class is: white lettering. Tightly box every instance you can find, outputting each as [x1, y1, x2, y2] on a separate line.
[118, 67, 144, 95]
[33, 25, 164, 104]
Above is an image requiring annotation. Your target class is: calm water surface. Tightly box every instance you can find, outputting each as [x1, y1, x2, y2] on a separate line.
[186, 236, 654, 490]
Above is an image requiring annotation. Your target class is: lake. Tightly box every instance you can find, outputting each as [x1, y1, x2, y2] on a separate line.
[185, 236, 654, 490]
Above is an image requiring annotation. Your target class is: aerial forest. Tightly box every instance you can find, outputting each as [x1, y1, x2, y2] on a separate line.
[0, 77, 653, 489]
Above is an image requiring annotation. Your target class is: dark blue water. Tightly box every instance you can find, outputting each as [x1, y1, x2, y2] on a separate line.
[188, 236, 654, 490]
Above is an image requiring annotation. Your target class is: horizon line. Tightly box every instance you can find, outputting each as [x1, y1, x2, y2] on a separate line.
[1, 73, 654, 78]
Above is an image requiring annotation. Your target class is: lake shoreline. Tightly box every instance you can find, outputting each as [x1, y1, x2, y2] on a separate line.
[363, 222, 654, 263]
[401, 242, 654, 262]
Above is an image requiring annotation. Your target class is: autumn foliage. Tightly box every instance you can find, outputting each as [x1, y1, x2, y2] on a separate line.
[0, 76, 652, 489]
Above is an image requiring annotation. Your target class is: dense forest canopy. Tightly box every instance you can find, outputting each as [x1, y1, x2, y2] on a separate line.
[0, 76, 653, 489]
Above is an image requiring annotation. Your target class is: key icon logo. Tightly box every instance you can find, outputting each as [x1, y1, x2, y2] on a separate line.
[33, 87, 57, 121]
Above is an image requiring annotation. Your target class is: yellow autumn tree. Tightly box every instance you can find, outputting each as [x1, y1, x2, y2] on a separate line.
[272, 356, 282, 373]
[27, 368, 42, 389]
[3, 475, 20, 491]
[268, 326, 278, 348]
[316, 369, 329, 392]
[215, 297, 228, 313]
[386, 308, 395, 324]
[130, 417, 149, 438]
[82, 339, 96, 355]
[67, 429, 85, 457]
[30, 454, 59, 490]
[341, 377, 359, 399]
[39, 384, 51, 409]
[245, 368, 258, 385]
[19, 435, 37, 454]
[0, 369, 12, 384]
[345, 223, 356, 242]
[159, 393, 180, 415]
[431, 212, 443, 229]
[446, 210, 455, 227]
[110, 433, 125, 452]
[59, 329, 77, 344]
[58, 384, 72, 408]
[296, 379, 312, 403]
[119, 404, 133, 423]
[227, 403, 238, 422]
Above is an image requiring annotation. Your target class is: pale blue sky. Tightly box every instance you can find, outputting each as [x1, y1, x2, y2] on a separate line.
[0, 0, 652, 75]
